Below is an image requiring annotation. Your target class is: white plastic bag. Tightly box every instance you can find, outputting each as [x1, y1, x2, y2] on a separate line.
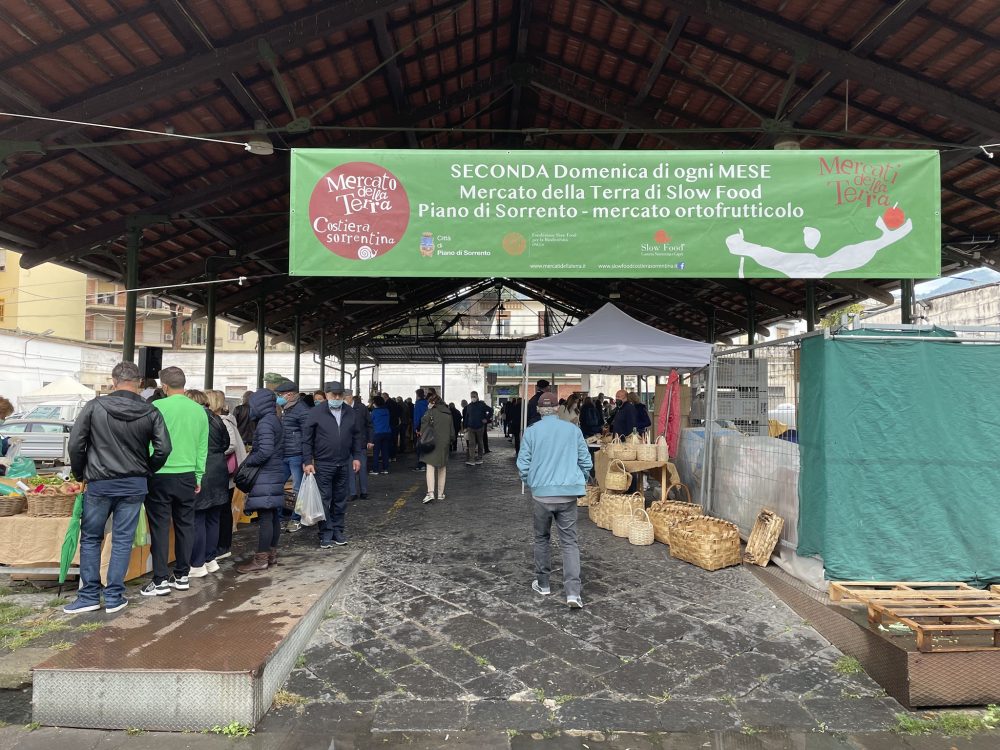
[294, 473, 326, 527]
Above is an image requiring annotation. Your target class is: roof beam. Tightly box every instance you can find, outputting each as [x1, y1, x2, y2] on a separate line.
[372, 17, 418, 148]
[0, 0, 414, 142]
[709, 280, 799, 315]
[654, 0, 1000, 136]
[824, 279, 895, 306]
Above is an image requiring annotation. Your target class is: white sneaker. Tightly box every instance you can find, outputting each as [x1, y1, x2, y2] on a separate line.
[188, 565, 209, 578]
[532, 581, 551, 596]
[205, 560, 220, 574]
[422, 493, 435, 504]
[215, 551, 232, 560]
[475, 460, 484, 465]
[567, 595, 584, 609]
[465, 461, 475, 466]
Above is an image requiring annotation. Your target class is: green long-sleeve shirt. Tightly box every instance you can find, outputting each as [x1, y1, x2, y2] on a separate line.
[153, 394, 208, 483]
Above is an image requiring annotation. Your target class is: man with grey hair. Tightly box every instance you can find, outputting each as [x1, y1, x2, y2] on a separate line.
[64, 362, 171, 614]
[516, 390, 591, 608]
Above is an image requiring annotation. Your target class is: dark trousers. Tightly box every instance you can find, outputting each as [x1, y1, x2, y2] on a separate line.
[147, 472, 196, 583]
[316, 464, 349, 542]
[483, 427, 490, 453]
[373, 433, 392, 472]
[389, 426, 399, 459]
[217, 492, 234, 553]
[513, 427, 522, 454]
[257, 507, 281, 552]
[532, 499, 582, 598]
[191, 505, 223, 567]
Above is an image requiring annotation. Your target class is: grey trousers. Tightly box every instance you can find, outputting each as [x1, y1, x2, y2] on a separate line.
[466, 427, 485, 461]
[532, 498, 581, 598]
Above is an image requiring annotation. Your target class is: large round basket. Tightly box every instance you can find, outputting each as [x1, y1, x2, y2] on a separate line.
[628, 507, 655, 546]
[669, 515, 742, 571]
[26, 492, 77, 518]
[599, 492, 625, 530]
[648, 485, 700, 545]
[611, 508, 631, 537]
[0, 496, 25, 517]
[604, 459, 630, 491]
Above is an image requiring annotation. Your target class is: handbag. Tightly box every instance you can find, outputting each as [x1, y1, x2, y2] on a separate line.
[417, 414, 436, 454]
[233, 459, 262, 493]
[226, 452, 238, 475]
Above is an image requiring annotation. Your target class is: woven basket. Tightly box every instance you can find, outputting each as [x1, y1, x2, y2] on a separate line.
[648, 495, 702, 545]
[743, 508, 785, 566]
[608, 492, 644, 537]
[588, 494, 604, 526]
[611, 507, 631, 537]
[625, 431, 642, 445]
[26, 492, 77, 518]
[605, 459, 630, 491]
[579, 484, 600, 507]
[607, 435, 636, 462]
[669, 515, 742, 571]
[628, 507, 654, 546]
[599, 492, 627, 530]
[655, 435, 669, 462]
[634, 438, 657, 462]
[0, 496, 25, 517]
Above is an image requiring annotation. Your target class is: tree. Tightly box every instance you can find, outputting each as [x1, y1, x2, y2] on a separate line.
[819, 302, 866, 330]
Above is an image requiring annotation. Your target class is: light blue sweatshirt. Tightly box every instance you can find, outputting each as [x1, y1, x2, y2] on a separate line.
[517, 414, 593, 499]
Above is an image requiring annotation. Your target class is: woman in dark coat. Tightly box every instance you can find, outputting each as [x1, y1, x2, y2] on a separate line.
[236, 388, 285, 573]
[419, 388, 455, 504]
[187, 390, 232, 577]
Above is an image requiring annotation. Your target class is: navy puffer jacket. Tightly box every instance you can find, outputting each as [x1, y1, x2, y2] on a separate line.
[243, 389, 286, 512]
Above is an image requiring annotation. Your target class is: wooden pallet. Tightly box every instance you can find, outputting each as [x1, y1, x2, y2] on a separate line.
[829, 581, 975, 603]
[866, 596, 1000, 653]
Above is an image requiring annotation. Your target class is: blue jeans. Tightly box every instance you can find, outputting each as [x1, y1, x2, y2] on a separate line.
[348, 452, 368, 495]
[78, 493, 144, 606]
[281, 456, 304, 520]
[373, 434, 392, 472]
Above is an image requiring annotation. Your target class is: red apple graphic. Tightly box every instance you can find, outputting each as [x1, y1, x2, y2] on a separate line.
[654, 229, 670, 244]
[882, 203, 905, 230]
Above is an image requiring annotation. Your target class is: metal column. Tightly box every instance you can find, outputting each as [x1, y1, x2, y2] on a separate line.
[204, 274, 217, 389]
[441, 362, 446, 400]
[339, 342, 346, 384]
[318, 328, 326, 391]
[706, 306, 716, 343]
[256, 297, 266, 389]
[292, 314, 301, 386]
[746, 291, 756, 352]
[805, 280, 817, 332]
[900, 279, 915, 324]
[354, 347, 361, 398]
[122, 224, 140, 363]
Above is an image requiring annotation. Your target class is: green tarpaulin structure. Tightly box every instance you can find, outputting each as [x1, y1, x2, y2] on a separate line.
[797, 328, 1000, 584]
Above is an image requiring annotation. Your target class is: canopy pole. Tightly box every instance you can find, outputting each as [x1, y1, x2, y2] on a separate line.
[122, 222, 140, 363]
[805, 281, 817, 332]
[441, 361, 446, 400]
[204, 273, 216, 389]
[700, 347, 718, 511]
[521, 350, 529, 495]
[292, 313, 301, 386]
[255, 295, 266, 389]
[318, 328, 326, 391]
[900, 279, 915, 324]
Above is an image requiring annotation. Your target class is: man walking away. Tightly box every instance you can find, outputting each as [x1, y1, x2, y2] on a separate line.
[412, 388, 429, 471]
[464, 391, 488, 465]
[142, 366, 208, 596]
[65, 362, 171, 614]
[517, 391, 592, 608]
[347, 389, 373, 499]
[526, 379, 549, 427]
[302, 382, 363, 547]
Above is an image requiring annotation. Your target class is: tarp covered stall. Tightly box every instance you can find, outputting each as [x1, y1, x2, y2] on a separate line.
[524, 303, 712, 375]
[797, 328, 1000, 585]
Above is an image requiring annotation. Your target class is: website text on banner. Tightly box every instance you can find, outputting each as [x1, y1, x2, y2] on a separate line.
[289, 149, 941, 279]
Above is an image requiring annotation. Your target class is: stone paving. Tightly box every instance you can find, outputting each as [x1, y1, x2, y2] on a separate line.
[270, 433, 900, 740]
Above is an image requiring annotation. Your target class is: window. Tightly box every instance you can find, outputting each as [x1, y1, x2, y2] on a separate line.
[91, 317, 114, 341]
[0, 423, 27, 433]
[31, 423, 67, 433]
[95, 292, 115, 305]
[191, 323, 208, 346]
[229, 326, 244, 342]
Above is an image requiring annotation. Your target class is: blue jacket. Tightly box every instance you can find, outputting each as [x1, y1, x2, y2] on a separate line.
[302, 402, 364, 467]
[612, 401, 638, 438]
[372, 406, 391, 435]
[281, 398, 311, 458]
[243, 389, 286, 511]
[413, 398, 428, 436]
[463, 399, 489, 428]
[517, 414, 592, 498]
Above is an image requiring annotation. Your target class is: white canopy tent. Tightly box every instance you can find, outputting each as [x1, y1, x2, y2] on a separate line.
[524, 303, 712, 375]
[17, 376, 95, 412]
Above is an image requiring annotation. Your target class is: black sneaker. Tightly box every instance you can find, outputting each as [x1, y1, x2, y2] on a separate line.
[105, 599, 129, 614]
[360, 493, 367, 500]
[319, 541, 334, 550]
[140, 581, 169, 597]
[333, 532, 348, 546]
[168, 575, 190, 591]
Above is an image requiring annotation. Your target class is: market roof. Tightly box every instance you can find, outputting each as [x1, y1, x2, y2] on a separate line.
[0, 0, 997, 352]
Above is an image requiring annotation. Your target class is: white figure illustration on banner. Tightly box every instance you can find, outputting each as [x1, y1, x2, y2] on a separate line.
[726, 206, 913, 278]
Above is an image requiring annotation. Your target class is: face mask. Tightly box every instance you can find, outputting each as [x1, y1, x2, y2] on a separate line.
[329, 399, 344, 409]
[276, 396, 287, 407]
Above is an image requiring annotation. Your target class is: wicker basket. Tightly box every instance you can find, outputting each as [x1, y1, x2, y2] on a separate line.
[628, 507, 654, 546]
[648, 495, 702, 545]
[596, 492, 618, 529]
[606, 435, 636, 462]
[743, 508, 785, 566]
[608, 492, 644, 537]
[669, 515, 742, 571]
[588, 494, 602, 525]
[611, 507, 631, 537]
[26, 492, 78, 518]
[605, 459, 630, 491]
[0, 495, 25, 517]
[655, 435, 669, 462]
[634, 438, 657, 462]
[579, 484, 600, 507]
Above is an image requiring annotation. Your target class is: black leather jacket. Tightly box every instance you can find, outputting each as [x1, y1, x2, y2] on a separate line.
[69, 390, 172, 481]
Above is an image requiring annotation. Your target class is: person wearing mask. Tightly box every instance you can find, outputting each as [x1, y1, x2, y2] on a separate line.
[141, 366, 207, 597]
[517, 390, 591, 609]
[232, 390, 255, 446]
[448, 402, 462, 452]
[370, 396, 392, 474]
[419, 388, 454, 504]
[347, 390, 373, 498]
[612, 389, 638, 438]
[580, 396, 601, 438]
[383, 392, 401, 462]
[187, 390, 231, 578]
[526, 379, 550, 427]
[630, 392, 652, 436]
[463, 390, 488, 466]
[300, 392, 315, 409]
[64, 362, 171, 614]
[235, 389, 286, 572]
[411, 389, 429, 472]
[216, 391, 247, 561]
[302, 381, 363, 547]
[276, 381, 309, 532]
[263, 372, 288, 391]
[313, 391, 327, 404]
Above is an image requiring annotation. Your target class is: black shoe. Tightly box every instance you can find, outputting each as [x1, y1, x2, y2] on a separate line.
[348, 495, 358, 502]
[333, 532, 348, 546]
[360, 493, 367, 499]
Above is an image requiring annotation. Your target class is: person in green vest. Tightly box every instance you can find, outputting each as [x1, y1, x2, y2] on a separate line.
[140, 366, 208, 597]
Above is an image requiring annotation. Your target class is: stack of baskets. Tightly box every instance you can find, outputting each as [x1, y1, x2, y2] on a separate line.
[647, 483, 701, 545]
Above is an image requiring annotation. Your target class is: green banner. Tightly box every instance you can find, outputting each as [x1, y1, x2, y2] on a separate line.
[290, 148, 940, 278]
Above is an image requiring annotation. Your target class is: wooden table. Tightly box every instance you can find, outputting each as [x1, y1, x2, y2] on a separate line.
[593, 450, 679, 502]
